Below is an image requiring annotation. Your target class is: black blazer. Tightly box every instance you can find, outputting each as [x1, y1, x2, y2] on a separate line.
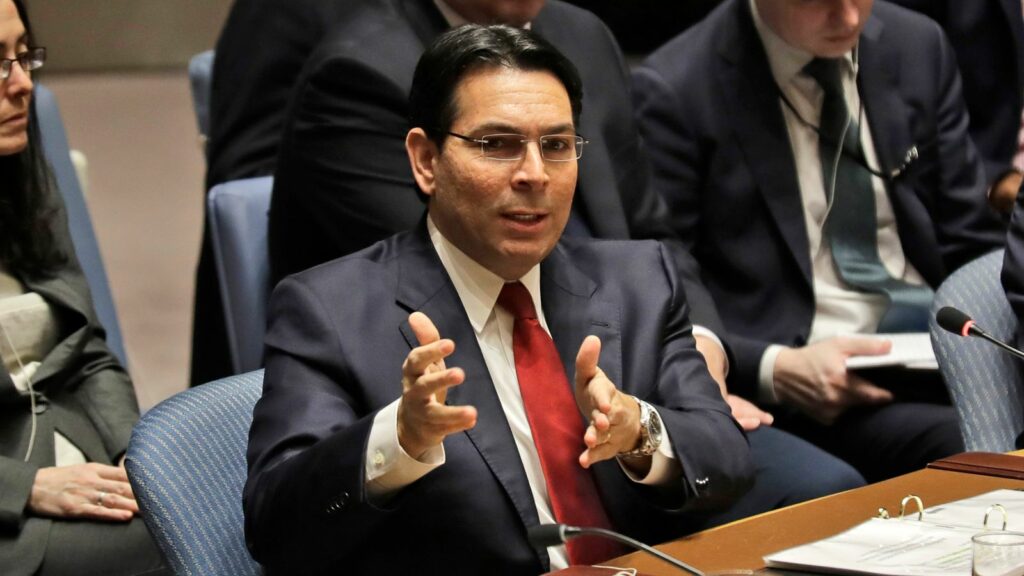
[205, 0, 363, 190]
[245, 225, 752, 574]
[632, 0, 1006, 396]
[0, 187, 139, 574]
[889, 0, 1024, 186]
[266, 0, 725, 332]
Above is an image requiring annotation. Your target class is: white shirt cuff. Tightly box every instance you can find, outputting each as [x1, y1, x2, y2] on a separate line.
[365, 399, 445, 500]
[758, 344, 784, 404]
[617, 407, 680, 485]
[692, 325, 729, 378]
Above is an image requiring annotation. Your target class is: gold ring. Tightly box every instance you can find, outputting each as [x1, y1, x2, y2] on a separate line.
[97, 491, 107, 507]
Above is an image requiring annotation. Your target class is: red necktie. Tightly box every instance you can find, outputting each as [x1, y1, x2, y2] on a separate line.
[497, 282, 620, 566]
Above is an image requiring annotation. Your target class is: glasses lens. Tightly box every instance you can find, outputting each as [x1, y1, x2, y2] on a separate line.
[0, 60, 9, 80]
[480, 134, 525, 160]
[540, 135, 582, 161]
[22, 48, 45, 72]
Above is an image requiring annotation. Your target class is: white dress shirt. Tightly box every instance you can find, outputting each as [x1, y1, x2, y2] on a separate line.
[749, 0, 927, 401]
[363, 217, 679, 570]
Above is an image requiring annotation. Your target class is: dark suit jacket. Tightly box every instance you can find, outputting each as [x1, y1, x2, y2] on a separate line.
[0, 186, 139, 574]
[889, 0, 1024, 187]
[632, 0, 1006, 398]
[206, 0, 362, 190]
[244, 227, 752, 574]
[267, 0, 724, 333]
[1003, 183, 1024, 348]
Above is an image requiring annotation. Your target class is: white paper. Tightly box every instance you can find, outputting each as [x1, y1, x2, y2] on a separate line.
[844, 333, 937, 370]
[764, 490, 1024, 576]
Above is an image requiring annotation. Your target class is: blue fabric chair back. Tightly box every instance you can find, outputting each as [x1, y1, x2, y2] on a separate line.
[930, 249, 1024, 451]
[189, 50, 215, 153]
[207, 177, 273, 374]
[35, 84, 127, 364]
[126, 370, 264, 576]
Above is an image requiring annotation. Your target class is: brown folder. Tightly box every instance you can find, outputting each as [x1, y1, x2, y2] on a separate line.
[927, 451, 1024, 480]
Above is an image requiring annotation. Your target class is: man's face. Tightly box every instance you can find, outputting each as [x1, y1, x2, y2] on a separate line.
[417, 66, 577, 280]
[444, 0, 546, 27]
[756, 0, 873, 58]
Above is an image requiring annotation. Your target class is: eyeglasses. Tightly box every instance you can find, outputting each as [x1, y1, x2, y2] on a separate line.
[1, 47, 46, 81]
[447, 132, 588, 162]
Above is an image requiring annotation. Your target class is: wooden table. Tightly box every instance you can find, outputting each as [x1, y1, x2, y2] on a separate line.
[611, 461, 1024, 574]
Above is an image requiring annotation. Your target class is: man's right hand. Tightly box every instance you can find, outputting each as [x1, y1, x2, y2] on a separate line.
[397, 312, 477, 459]
[773, 337, 894, 425]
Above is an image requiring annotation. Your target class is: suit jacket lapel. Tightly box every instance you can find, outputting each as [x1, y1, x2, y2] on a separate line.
[394, 226, 542, 557]
[857, 16, 913, 183]
[718, 0, 812, 286]
[541, 244, 622, 391]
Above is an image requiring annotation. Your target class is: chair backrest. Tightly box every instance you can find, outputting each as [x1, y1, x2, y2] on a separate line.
[189, 50, 215, 152]
[207, 177, 273, 374]
[126, 370, 264, 576]
[35, 84, 127, 364]
[930, 249, 1024, 452]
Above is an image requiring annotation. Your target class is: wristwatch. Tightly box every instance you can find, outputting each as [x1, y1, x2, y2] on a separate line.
[620, 398, 663, 458]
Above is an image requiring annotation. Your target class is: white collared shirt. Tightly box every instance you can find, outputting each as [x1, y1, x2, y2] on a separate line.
[364, 217, 678, 570]
[748, 0, 927, 401]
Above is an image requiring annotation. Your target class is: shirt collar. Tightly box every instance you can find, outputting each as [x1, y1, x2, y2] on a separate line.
[433, 0, 532, 29]
[427, 216, 543, 335]
[749, 0, 855, 88]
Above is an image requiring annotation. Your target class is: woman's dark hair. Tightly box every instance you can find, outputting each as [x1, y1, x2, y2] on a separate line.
[409, 24, 584, 144]
[0, 0, 64, 277]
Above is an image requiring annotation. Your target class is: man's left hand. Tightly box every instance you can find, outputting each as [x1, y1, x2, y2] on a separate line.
[574, 335, 642, 468]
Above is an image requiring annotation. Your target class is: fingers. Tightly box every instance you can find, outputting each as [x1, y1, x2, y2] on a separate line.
[405, 366, 465, 403]
[409, 311, 441, 347]
[93, 463, 130, 482]
[837, 336, 893, 357]
[847, 374, 894, 405]
[574, 335, 602, 390]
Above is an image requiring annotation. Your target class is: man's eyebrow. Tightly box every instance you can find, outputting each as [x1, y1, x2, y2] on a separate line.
[470, 122, 577, 135]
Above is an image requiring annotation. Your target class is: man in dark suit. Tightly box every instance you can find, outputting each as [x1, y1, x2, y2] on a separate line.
[633, 0, 1005, 481]
[191, 0, 361, 385]
[889, 0, 1024, 213]
[266, 0, 865, 513]
[245, 25, 753, 573]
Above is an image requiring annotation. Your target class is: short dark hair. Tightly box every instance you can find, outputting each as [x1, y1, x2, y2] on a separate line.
[409, 24, 583, 144]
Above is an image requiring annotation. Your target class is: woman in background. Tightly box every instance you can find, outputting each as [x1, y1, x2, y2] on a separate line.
[0, 1, 165, 574]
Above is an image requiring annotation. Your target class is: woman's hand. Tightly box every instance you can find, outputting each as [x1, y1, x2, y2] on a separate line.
[29, 463, 138, 522]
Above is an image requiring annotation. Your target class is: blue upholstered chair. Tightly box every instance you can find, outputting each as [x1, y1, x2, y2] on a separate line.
[125, 370, 264, 576]
[188, 50, 215, 154]
[35, 84, 127, 364]
[207, 177, 273, 374]
[930, 249, 1024, 452]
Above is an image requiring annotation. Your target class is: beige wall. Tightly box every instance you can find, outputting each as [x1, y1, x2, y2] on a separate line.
[28, 0, 233, 72]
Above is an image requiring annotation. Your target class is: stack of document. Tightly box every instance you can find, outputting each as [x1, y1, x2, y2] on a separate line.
[764, 490, 1024, 576]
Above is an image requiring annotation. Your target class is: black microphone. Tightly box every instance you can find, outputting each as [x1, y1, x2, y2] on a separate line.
[936, 306, 1024, 361]
[527, 523, 705, 575]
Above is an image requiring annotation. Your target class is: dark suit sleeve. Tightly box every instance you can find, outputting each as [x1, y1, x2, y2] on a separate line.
[646, 243, 752, 509]
[269, 53, 424, 283]
[244, 276, 393, 571]
[631, 65, 767, 388]
[924, 19, 1007, 270]
[0, 457, 37, 530]
[1003, 188, 1024, 348]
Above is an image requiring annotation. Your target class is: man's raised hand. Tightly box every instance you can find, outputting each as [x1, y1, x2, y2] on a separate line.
[397, 312, 477, 459]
